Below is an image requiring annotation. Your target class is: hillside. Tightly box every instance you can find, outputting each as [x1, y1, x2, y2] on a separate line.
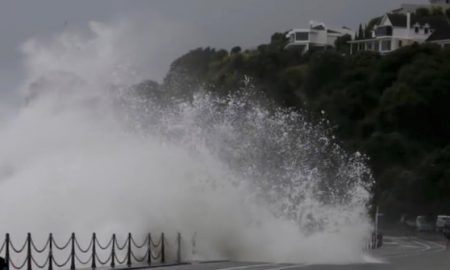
[134, 33, 450, 219]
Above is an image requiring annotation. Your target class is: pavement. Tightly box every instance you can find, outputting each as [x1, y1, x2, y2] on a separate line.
[140, 235, 450, 270]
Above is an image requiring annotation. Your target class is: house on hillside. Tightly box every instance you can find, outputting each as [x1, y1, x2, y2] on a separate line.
[349, 12, 450, 54]
[285, 22, 354, 54]
[392, 0, 450, 14]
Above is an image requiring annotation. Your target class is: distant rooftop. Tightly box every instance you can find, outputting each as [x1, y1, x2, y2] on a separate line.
[311, 25, 325, 30]
[386, 13, 449, 29]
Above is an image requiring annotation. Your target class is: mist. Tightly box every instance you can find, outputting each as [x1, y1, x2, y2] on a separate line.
[0, 16, 373, 264]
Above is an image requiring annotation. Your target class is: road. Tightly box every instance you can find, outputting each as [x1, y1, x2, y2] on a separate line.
[145, 235, 450, 270]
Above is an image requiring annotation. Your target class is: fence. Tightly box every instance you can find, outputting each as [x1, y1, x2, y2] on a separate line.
[0, 232, 181, 270]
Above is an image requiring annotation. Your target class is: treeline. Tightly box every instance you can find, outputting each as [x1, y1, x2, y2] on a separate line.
[134, 33, 450, 219]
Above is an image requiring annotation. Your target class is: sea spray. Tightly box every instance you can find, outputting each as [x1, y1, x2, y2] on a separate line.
[0, 19, 373, 264]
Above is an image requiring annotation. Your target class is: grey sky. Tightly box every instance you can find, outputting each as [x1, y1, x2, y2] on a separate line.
[0, 0, 428, 106]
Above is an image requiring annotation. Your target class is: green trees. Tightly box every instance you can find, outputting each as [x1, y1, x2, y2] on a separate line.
[158, 37, 450, 218]
[334, 34, 352, 54]
[356, 24, 364, 40]
[431, 6, 444, 16]
[303, 51, 345, 98]
[416, 7, 431, 18]
[231, 46, 242, 54]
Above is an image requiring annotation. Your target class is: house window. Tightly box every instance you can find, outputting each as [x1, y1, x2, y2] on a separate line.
[375, 26, 393, 37]
[415, 27, 419, 34]
[424, 28, 429, 34]
[398, 40, 403, 47]
[295, 32, 309, 41]
[381, 40, 391, 51]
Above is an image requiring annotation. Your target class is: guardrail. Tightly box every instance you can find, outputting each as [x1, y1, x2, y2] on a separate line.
[0, 232, 181, 270]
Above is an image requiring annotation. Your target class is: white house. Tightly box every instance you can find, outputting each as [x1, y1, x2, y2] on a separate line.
[392, 0, 450, 14]
[285, 22, 354, 53]
[349, 12, 449, 54]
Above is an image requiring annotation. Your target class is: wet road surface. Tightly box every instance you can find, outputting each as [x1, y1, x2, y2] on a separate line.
[135, 235, 450, 270]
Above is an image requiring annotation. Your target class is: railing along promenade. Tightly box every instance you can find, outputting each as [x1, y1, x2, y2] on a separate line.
[0, 232, 181, 270]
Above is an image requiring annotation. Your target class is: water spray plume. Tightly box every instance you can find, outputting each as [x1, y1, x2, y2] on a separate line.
[0, 19, 373, 264]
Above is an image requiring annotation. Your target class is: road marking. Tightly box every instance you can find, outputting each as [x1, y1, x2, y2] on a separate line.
[412, 240, 431, 251]
[424, 240, 446, 250]
[216, 263, 277, 270]
[382, 238, 447, 259]
[264, 264, 308, 270]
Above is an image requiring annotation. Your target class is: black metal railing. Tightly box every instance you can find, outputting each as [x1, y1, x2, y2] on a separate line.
[0, 232, 181, 270]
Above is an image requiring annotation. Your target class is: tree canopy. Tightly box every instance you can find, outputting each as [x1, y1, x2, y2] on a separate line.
[136, 33, 450, 219]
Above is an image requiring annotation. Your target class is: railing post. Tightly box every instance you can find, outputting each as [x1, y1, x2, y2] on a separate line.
[160, 233, 165, 264]
[176, 233, 181, 263]
[110, 234, 116, 268]
[48, 234, 53, 270]
[70, 233, 75, 270]
[27, 233, 32, 270]
[91, 233, 96, 269]
[146, 233, 151, 265]
[5, 234, 10, 270]
[126, 233, 132, 267]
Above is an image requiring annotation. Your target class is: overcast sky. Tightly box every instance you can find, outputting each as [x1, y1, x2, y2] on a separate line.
[0, 0, 428, 108]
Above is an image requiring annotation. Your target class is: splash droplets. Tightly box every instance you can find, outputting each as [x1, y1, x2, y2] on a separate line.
[0, 20, 373, 264]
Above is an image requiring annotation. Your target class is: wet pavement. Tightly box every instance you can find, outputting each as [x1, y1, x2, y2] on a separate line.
[141, 235, 450, 270]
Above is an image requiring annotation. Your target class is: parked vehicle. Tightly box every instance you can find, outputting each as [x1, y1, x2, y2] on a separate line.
[416, 216, 434, 232]
[435, 215, 450, 232]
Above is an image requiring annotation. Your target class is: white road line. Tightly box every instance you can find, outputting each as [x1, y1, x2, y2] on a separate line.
[263, 264, 309, 270]
[401, 245, 418, 248]
[412, 240, 432, 251]
[422, 241, 446, 254]
[424, 240, 446, 250]
[384, 239, 446, 259]
[216, 263, 277, 270]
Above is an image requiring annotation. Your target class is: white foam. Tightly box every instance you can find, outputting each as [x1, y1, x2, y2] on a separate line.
[0, 18, 373, 264]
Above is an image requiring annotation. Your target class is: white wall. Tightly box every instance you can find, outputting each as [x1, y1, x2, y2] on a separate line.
[393, 28, 410, 39]
[309, 30, 328, 45]
[317, 30, 328, 44]
[407, 28, 430, 42]
[327, 35, 339, 46]
[392, 26, 431, 42]
[309, 32, 319, 43]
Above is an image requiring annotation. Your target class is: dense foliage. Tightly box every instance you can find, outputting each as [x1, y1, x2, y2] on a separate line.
[136, 33, 450, 219]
